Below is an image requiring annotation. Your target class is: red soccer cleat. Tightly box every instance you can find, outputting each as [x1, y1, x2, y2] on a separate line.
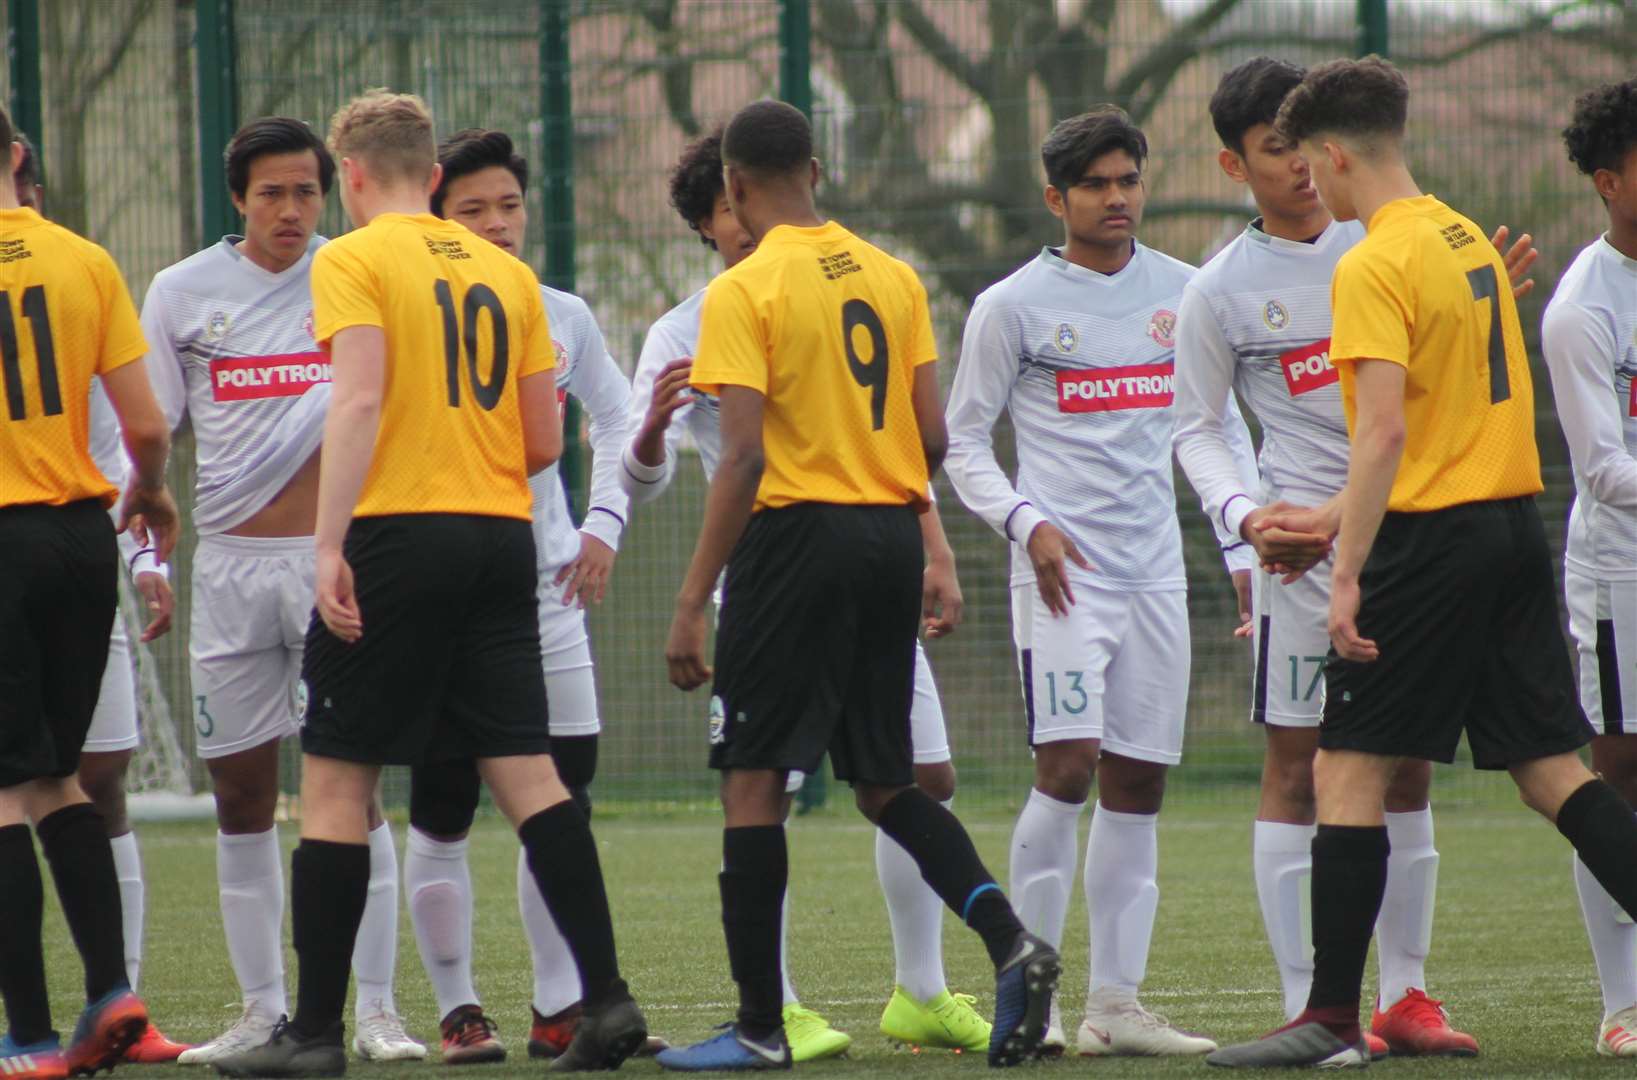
[122, 1024, 193, 1064]
[1371, 988, 1478, 1056]
[527, 1005, 579, 1060]
[439, 1005, 506, 1065]
[65, 989, 148, 1076]
[1364, 1031, 1389, 1060]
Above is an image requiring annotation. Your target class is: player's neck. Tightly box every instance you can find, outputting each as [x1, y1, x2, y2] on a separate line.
[1351, 165, 1423, 232]
[352, 187, 432, 226]
[746, 202, 825, 242]
[1605, 215, 1637, 262]
[0, 180, 20, 211]
[236, 237, 304, 275]
[1257, 204, 1332, 244]
[1061, 235, 1134, 275]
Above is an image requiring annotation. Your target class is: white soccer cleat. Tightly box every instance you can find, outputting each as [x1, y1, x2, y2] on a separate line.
[1039, 1000, 1067, 1056]
[1599, 1005, 1637, 1058]
[1076, 990, 1217, 1056]
[176, 1000, 280, 1064]
[353, 1000, 427, 1061]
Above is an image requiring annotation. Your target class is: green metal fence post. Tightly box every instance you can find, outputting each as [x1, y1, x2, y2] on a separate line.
[7, 0, 42, 159]
[1357, 0, 1389, 57]
[779, 0, 812, 116]
[539, 0, 583, 510]
[196, 0, 239, 243]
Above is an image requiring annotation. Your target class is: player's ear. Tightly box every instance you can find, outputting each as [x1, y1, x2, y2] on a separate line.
[424, 161, 443, 198]
[1043, 184, 1066, 221]
[6, 140, 21, 178]
[1218, 147, 1248, 184]
[1593, 167, 1620, 204]
[1324, 140, 1346, 174]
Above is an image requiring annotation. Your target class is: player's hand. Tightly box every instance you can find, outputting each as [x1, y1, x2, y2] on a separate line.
[1328, 572, 1378, 662]
[134, 571, 174, 642]
[1231, 569, 1253, 639]
[923, 553, 964, 639]
[644, 359, 695, 432]
[1491, 225, 1538, 302]
[315, 547, 363, 643]
[556, 532, 616, 609]
[118, 485, 180, 563]
[1251, 503, 1339, 582]
[1027, 521, 1092, 617]
[665, 601, 712, 690]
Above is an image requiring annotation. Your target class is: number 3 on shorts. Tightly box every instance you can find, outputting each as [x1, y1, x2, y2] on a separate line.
[1044, 670, 1088, 716]
[195, 694, 215, 738]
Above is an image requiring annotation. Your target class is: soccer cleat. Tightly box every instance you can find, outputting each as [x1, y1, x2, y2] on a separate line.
[1599, 1005, 1637, 1058]
[1370, 989, 1477, 1056]
[529, 1005, 669, 1061]
[1039, 1002, 1066, 1057]
[778, 1005, 849, 1063]
[879, 987, 991, 1052]
[1076, 989, 1217, 1056]
[1205, 1021, 1367, 1069]
[66, 988, 148, 1076]
[988, 931, 1060, 1067]
[656, 1025, 791, 1072]
[212, 1018, 345, 1078]
[351, 1001, 426, 1061]
[177, 1001, 280, 1065]
[547, 996, 649, 1072]
[1364, 1032, 1389, 1060]
[0, 1035, 68, 1080]
[123, 1024, 193, 1064]
[438, 1006, 505, 1066]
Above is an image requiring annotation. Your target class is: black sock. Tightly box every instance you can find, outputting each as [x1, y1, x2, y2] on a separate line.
[519, 802, 625, 1010]
[875, 788, 1023, 968]
[290, 839, 369, 1038]
[1558, 779, 1637, 917]
[1304, 824, 1390, 1037]
[552, 735, 597, 820]
[0, 825, 52, 1045]
[720, 826, 786, 1040]
[37, 803, 127, 1002]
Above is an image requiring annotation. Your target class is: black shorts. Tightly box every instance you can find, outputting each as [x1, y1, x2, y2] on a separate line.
[1320, 496, 1591, 769]
[301, 513, 550, 766]
[709, 502, 921, 787]
[0, 500, 117, 788]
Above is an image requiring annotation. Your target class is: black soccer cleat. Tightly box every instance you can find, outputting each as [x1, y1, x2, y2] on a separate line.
[212, 1018, 346, 1079]
[988, 932, 1060, 1067]
[548, 995, 649, 1073]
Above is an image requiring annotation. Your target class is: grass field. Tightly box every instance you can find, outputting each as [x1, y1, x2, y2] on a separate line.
[32, 793, 1630, 1079]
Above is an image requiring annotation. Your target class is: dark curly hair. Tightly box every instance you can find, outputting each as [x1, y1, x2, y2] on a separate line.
[1276, 56, 1408, 149]
[1563, 79, 1637, 177]
[432, 128, 527, 217]
[669, 125, 725, 248]
[1210, 57, 1305, 155]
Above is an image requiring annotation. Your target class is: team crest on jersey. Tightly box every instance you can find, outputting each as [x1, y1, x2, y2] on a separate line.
[708, 695, 727, 745]
[206, 311, 232, 342]
[554, 339, 569, 367]
[1147, 309, 1176, 348]
[1055, 323, 1077, 353]
[1262, 299, 1289, 331]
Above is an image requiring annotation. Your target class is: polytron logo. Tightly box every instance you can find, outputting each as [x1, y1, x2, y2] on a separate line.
[1056, 363, 1174, 413]
[1280, 338, 1336, 396]
[211, 353, 331, 402]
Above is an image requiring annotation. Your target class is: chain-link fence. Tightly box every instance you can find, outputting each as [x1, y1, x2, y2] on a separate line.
[7, 0, 1633, 811]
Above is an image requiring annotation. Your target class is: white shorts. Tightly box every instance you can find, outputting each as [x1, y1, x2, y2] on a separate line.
[1566, 569, 1636, 737]
[1250, 561, 1333, 728]
[537, 574, 601, 737]
[83, 614, 138, 753]
[785, 639, 951, 792]
[1011, 581, 1189, 765]
[190, 534, 313, 759]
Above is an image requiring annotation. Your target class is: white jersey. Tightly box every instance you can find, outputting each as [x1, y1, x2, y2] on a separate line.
[619, 288, 723, 501]
[1543, 234, 1637, 582]
[945, 244, 1254, 592]
[142, 236, 330, 536]
[529, 286, 631, 569]
[86, 383, 159, 577]
[1174, 219, 1364, 541]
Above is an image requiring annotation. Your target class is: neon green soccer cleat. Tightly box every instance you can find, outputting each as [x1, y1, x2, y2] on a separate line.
[879, 987, 993, 1053]
[780, 1004, 851, 1062]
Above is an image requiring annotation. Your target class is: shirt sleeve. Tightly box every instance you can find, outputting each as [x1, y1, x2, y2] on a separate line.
[1543, 301, 1637, 512]
[689, 277, 766, 395]
[517, 269, 553, 379]
[559, 309, 632, 550]
[310, 240, 384, 345]
[1329, 246, 1413, 369]
[944, 293, 1041, 545]
[620, 320, 693, 506]
[94, 248, 148, 376]
[903, 268, 938, 368]
[1173, 282, 1263, 544]
[138, 278, 188, 431]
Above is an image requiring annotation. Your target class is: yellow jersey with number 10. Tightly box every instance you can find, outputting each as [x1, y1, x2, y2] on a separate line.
[1329, 195, 1542, 512]
[690, 221, 937, 511]
[310, 212, 553, 521]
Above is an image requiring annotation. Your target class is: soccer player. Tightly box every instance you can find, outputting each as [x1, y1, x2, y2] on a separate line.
[403, 126, 660, 1063]
[622, 127, 991, 1060]
[1207, 56, 1637, 1069]
[141, 117, 419, 1063]
[213, 90, 647, 1078]
[0, 100, 180, 1078]
[655, 99, 1055, 1073]
[944, 106, 1253, 1057]
[1544, 77, 1637, 1059]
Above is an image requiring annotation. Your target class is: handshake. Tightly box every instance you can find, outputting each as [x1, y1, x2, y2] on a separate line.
[1240, 499, 1340, 583]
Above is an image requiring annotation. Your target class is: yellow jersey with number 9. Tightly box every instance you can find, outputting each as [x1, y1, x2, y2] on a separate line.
[311, 212, 552, 521]
[0, 207, 148, 509]
[690, 221, 937, 511]
[1329, 195, 1541, 512]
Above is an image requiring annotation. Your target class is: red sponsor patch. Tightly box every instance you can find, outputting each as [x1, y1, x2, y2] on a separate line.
[1056, 363, 1174, 413]
[1280, 338, 1337, 396]
[1629, 375, 1635, 418]
[210, 353, 331, 402]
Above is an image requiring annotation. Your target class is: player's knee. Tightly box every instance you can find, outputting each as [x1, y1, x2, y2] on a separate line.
[409, 762, 482, 839]
[1384, 757, 1433, 812]
[1263, 756, 1316, 817]
[568, 784, 593, 821]
[1099, 759, 1167, 813]
[207, 761, 280, 833]
[913, 761, 956, 803]
[551, 734, 598, 791]
[852, 782, 908, 823]
[1033, 742, 1098, 803]
[78, 772, 129, 836]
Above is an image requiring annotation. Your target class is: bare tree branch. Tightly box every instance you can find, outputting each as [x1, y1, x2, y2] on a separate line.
[1113, 0, 1240, 119]
[76, 0, 158, 106]
[1391, 0, 1594, 66]
[895, 1, 990, 100]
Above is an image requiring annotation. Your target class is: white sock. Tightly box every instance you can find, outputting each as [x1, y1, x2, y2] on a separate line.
[517, 846, 583, 1017]
[404, 827, 478, 1019]
[779, 886, 798, 1006]
[1008, 788, 1083, 948]
[876, 798, 951, 1002]
[217, 827, 287, 1016]
[353, 822, 400, 1017]
[1084, 803, 1158, 999]
[110, 831, 144, 992]
[1253, 820, 1316, 1021]
[1576, 849, 1637, 1019]
[1378, 808, 1438, 1009]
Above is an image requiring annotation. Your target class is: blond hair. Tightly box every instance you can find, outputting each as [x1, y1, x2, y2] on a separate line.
[328, 89, 436, 185]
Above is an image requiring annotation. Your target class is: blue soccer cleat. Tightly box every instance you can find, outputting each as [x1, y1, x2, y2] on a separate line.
[988, 932, 1060, 1067]
[656, 1024, 792, 1071]
[65, 987, 147, 1077]
[1, 1033, 67, 1080]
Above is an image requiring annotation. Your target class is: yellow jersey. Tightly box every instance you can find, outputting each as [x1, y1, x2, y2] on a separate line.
[1330, 195, 1542, 511]
[311, 212, 552, 521]
[690, 221, 936, 510]
[0, 207, 148, 509]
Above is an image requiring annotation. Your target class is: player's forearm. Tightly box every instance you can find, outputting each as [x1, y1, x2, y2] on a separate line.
[313, 396, 379, 553]
[1333, 424, 1403, 581]
[918, 498, 955, 567]
[676, 448, 761, 609]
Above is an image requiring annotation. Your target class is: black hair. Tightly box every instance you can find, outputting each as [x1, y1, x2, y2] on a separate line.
[225, 117, 334, 198]
[1210, 57, 1306, 154]
[14, 129, 38, 190]
[1041, 106, 1147, 193]
[669, 125, 725, 248]
[432, 128, 529, 217]
[1563, 79, 1637, 177]
[1276, 55, 1408, 148]
[721, 99, 812, 177]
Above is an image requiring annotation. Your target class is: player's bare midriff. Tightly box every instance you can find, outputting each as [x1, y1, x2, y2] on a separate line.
[225, 449, 320, 537]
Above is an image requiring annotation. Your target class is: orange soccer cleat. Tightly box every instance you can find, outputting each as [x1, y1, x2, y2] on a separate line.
[122, 1023, 193, 1064]
[1371, 988, 1478, 1057]
[439, 1005, 507, 1066]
